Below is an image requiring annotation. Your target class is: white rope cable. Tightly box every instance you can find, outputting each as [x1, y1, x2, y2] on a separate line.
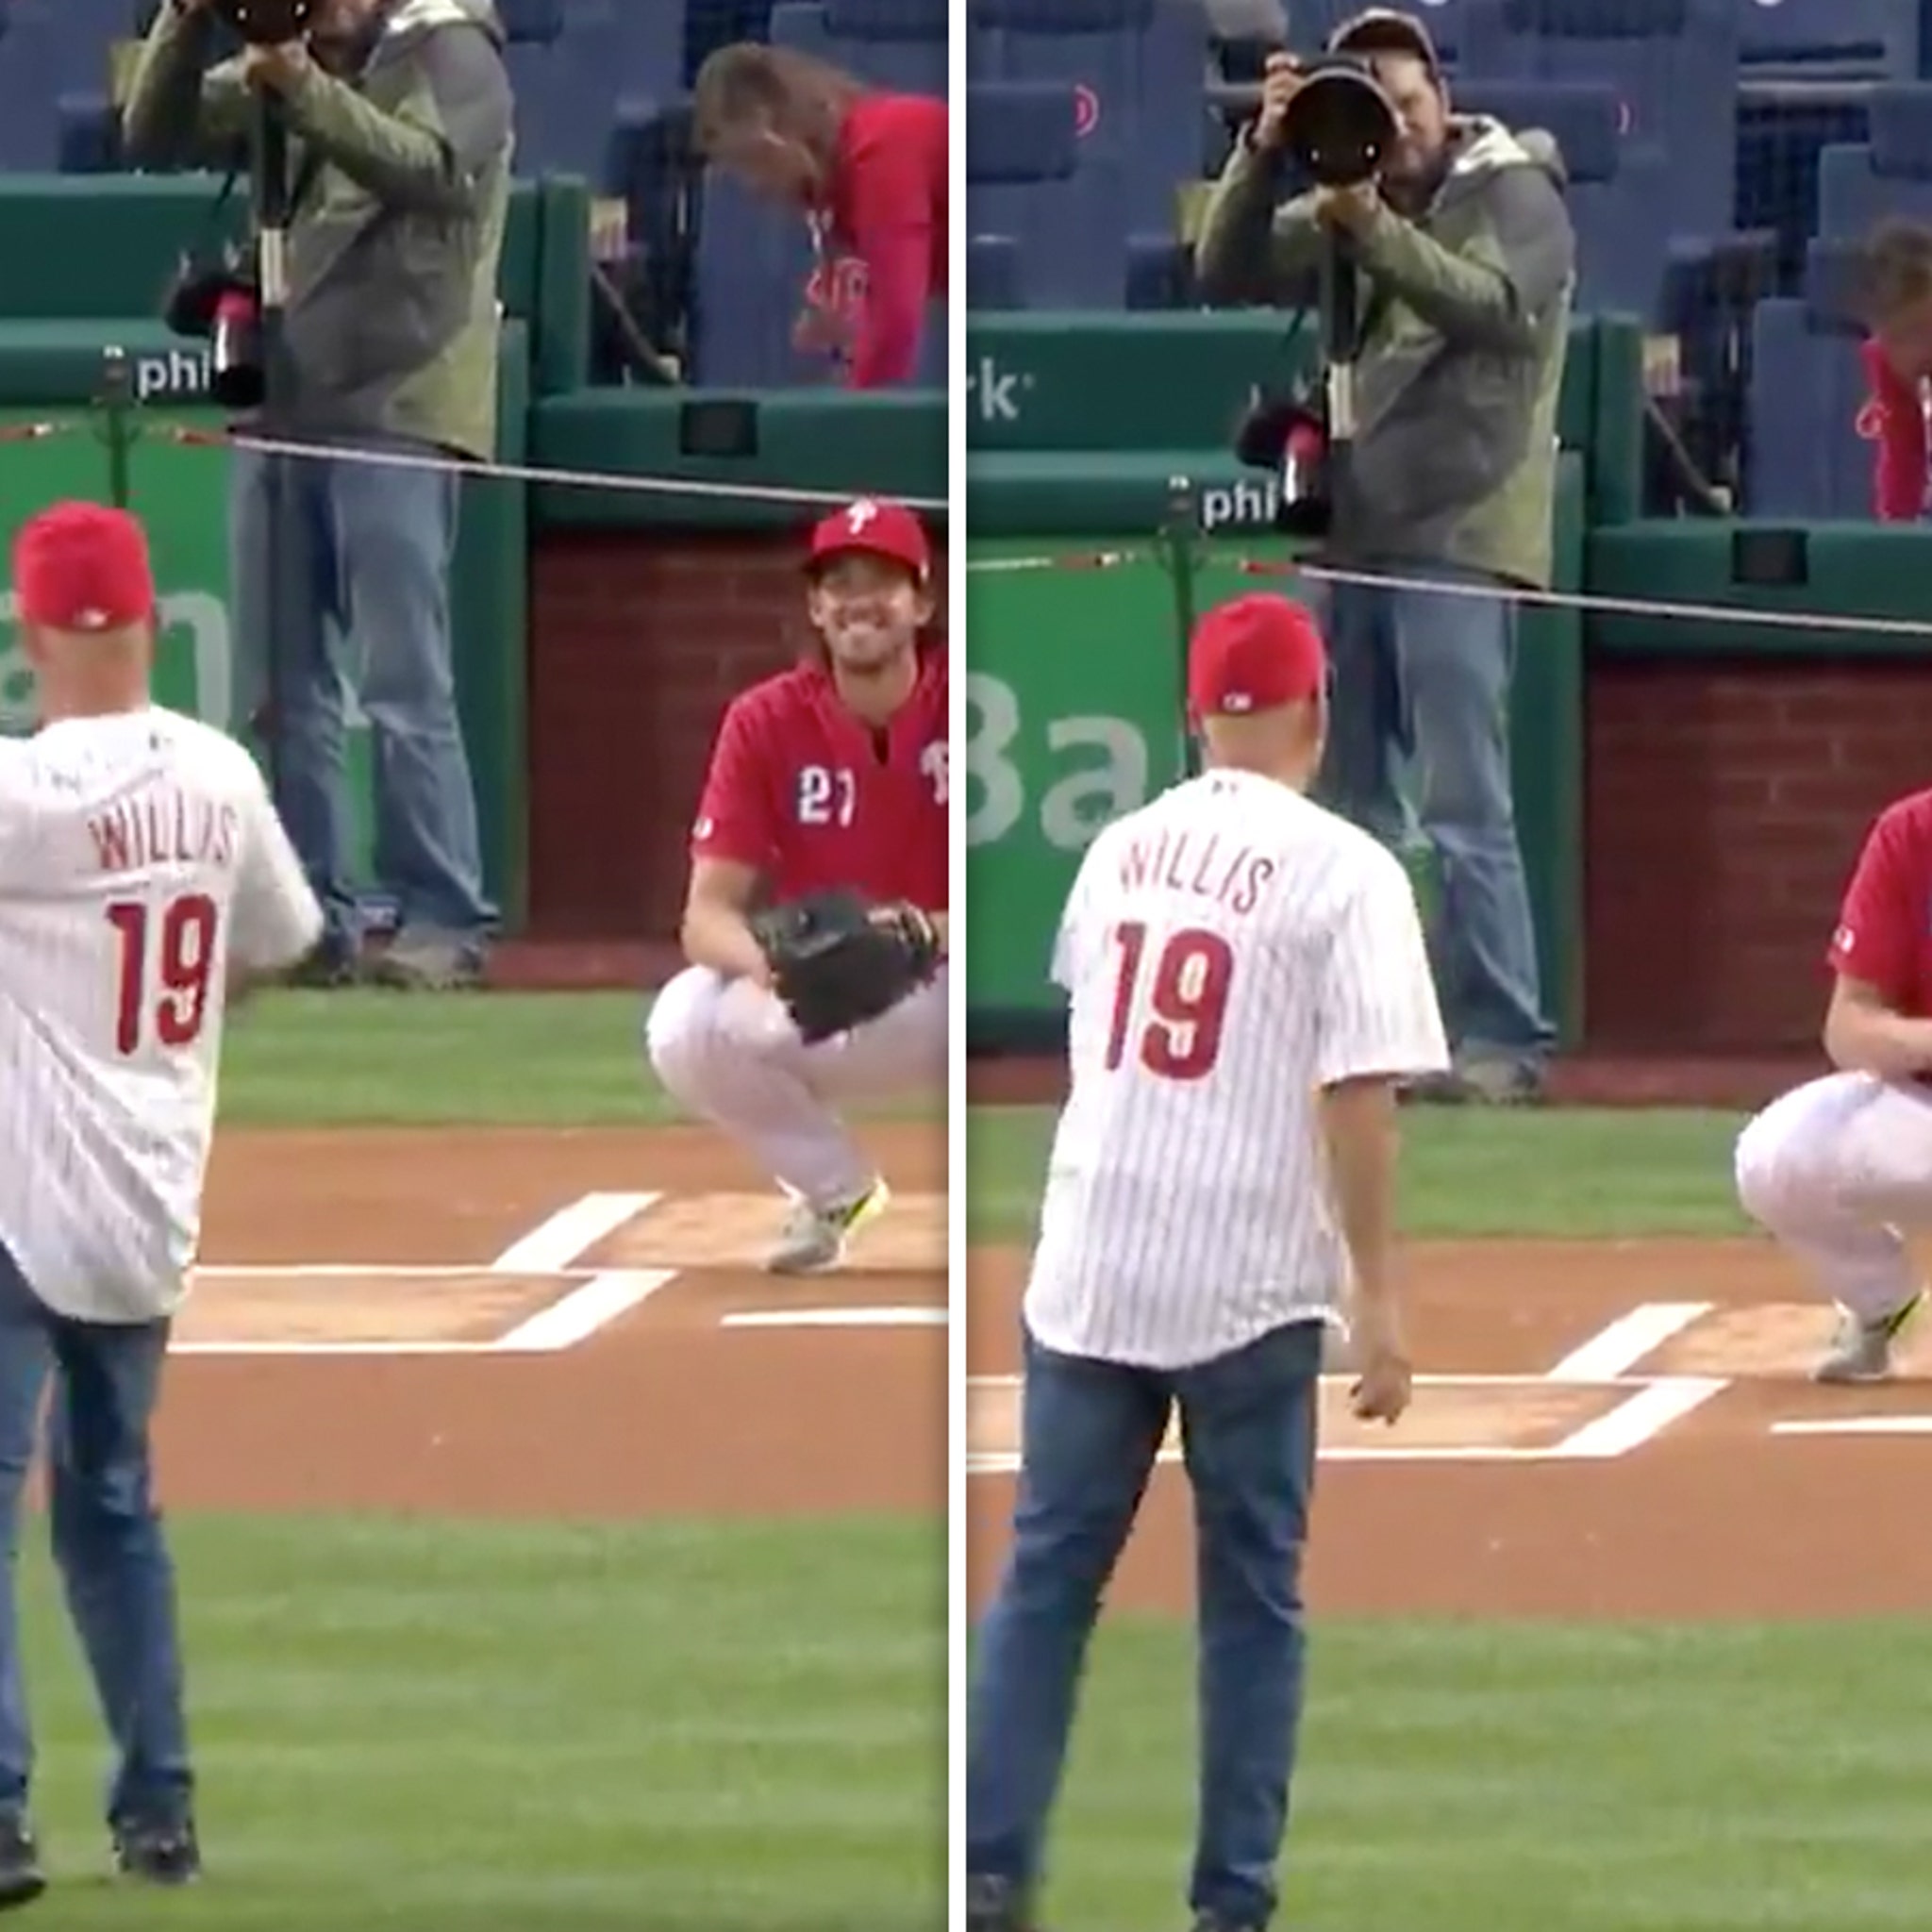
[202, 425, 950, 514]
[965, 543, 1932, 641]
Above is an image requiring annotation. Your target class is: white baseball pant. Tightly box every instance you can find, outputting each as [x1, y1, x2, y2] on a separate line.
[644, 964, 948, 1208]
[1734, 1071, 1932, 1318]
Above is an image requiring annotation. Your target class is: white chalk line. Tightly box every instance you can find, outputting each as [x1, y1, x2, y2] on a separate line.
[487, 1191, 660, 1274]
[1544, 1303, 1714, 1382]
[495, 1270, 679, 1350]
[1771, 1415, 1932, 1437]
[175, 1185, 678, 1351]
[1549, 1376, 1732, 1457]
[724, 1306, 948, 1329]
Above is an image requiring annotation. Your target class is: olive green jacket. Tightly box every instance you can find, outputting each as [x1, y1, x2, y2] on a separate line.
[1196, 116, 1574, 589]
[123, 0, 511, 459]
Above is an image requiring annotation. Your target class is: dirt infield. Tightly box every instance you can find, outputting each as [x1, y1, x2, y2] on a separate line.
[966, 1240, 1932, 1621]
[169, 1122, 1932, 1619]
[164, 1122, 944, 1519]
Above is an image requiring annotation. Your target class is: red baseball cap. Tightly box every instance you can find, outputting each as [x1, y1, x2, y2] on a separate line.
[13, 501, 156, 634]
[806, 497, 931, 582]
[1188, 592, 1328, 720]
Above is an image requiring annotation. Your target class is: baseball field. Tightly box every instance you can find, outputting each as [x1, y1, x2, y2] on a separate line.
[966, 1069, 1932, 1932]
[17, 989, 944, 1931]
[43, 991, 1932, 1931]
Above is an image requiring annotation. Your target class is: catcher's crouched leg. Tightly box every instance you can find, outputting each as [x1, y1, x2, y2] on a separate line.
[643, 965, 880, 1213]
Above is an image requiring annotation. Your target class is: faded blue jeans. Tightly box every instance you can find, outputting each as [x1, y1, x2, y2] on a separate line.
[0, 1242, 191, 1833]
[231, 444, 497, 958]
[1312, 565, 1552, 1065]
[966, 1320, 1324, 1928]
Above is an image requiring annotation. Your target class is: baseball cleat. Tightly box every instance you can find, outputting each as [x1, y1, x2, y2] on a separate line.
[1813, 1289, 1925, 1384]
[766, 1179, 891, 1274]
[111, 1819, 201, 1887]
[0, 1816, 45, 1910]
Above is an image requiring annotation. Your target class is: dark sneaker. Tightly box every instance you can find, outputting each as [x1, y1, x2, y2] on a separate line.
[0, 1816, 44, 1909]
[1403, 1055, 1547, 1108]
[363, 930, 486, 991]
[1189, 1918, 1262, 1932]
[967, 1873, 1037, 1931]
[112, 1819, 200, 1886]
[285, 937, 361, 988]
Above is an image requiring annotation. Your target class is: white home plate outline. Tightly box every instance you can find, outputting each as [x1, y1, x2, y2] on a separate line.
[961, 1367, 1727, 1470]
[174, 1187, 686, 1356]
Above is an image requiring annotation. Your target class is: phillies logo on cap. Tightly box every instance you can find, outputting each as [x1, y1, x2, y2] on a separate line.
[846, 498, 880, 533]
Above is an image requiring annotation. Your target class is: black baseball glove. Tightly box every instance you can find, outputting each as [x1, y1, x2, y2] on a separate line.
[749, 888, 941, 1044]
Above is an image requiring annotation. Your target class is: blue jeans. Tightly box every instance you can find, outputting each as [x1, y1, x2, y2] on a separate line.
[966, 1320, 1324, 1928]
[1313, 568, 1552, 1063]
[231, 444, 497, 955]
[0, 1244, 191, 1831]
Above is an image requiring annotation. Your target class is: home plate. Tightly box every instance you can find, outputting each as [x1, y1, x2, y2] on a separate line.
[173, 1269, 563, 1346]
[582, 1191, 945, 1274]
[965, 1374, 1625, 1464]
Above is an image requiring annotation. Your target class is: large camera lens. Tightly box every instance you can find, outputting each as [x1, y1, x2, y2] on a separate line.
[1282, 58, 1399, 189]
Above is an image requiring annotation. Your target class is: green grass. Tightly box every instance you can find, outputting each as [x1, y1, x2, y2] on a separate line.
[967, 1102, 1755, 1243]
[1033, 1614, 1932, 1931]
[219, 991, 943, 1127]
[15, 1514, 941, 1930]
[209, 991, 1801, 1929]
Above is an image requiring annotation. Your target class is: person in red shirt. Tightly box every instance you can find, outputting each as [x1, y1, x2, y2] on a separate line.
[645, 496, 948, 1274]
[1734, 786, 1932, 1381]
[1852, 220, 1932, 521]
[692, 42, 947, 389]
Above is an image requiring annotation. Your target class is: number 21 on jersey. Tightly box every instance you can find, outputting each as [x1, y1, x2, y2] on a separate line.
[1104, 921, 1235, 1081]
[107, 893, 220, 1057]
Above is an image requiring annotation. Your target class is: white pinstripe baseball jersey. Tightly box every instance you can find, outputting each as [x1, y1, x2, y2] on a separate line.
[0, 707, 322, 1323]
[1022, 768, 1450, 1369]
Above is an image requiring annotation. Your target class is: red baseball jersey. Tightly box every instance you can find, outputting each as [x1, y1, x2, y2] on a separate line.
[689, 646, 948, 909]
[1827, 787, 1932, 1014]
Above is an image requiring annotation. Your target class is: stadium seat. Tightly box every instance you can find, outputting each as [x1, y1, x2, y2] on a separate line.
[58, 92, 119, 173]
[970, 0, 1208, 250]
[683, 0, 774, 85]
[1450, 78, 1665, 316]
[1458, 0, 1741, 249]
[1744, 239, 1874, 516]
[1737, 0, 1917, 81]
[500, 0, 630, 183]
[770, 0, 948, 97]
[599, 0, 686, 106]
[691, 167, 816, 383]
[1817, 87, 1932, 238]
[967, 77, 1127, 308]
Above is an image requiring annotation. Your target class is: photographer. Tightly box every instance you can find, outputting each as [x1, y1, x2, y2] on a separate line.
[1196, 8, 1574, 1106]
[122, 0, 511, 991]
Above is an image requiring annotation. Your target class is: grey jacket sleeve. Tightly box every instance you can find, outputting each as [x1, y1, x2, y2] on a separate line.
[1194, 132, 1326, 308]
[1354, 167, 1575, 352]
[278, 26, 510, 216]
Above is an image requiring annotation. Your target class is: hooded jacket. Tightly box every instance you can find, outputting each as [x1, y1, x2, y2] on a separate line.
[1196, 116, 1575, 590]
[123, 0, 512, 460]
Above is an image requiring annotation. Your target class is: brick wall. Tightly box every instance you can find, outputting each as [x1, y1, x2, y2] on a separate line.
[1585, 657, 1932, 1050]
[525, 529, 950, 938]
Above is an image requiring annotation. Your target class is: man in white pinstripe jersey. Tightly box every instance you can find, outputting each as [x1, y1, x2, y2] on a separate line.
[0, 503, 322, 1907]
[966, 592, 1450, 1932]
